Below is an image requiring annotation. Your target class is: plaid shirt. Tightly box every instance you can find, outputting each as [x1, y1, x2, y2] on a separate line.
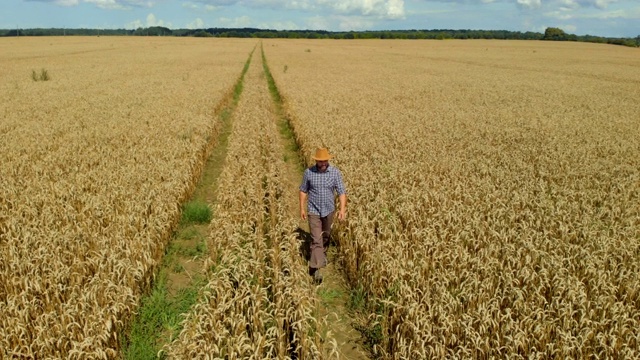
[299, 165, 347, 217]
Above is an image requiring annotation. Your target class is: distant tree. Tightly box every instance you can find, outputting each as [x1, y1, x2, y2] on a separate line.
[380, 31, 394, 39]
[305, 32, 319, 39]
[436, 31, 451, 40]
[2, 25, 636, 48]
[193, 30, 212, 37]
[543, 27, 568, 41]
[581, 34, 606, 44]
[133, 26, 171, 36]
[149, 26, 171, 36]
[259, 31, 277, 38]
[339, 32, 352, 39]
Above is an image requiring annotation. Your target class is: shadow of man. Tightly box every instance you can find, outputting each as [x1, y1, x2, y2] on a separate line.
[295, 227, 312, 262]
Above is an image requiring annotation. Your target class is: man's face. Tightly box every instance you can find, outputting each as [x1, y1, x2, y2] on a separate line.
[316, 160, 329, 172]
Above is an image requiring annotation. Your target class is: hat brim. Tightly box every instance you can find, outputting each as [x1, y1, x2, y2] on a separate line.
[312, 155, 332, 161]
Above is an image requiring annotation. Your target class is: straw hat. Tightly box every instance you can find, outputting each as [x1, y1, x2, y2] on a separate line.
[312, 147, 333, 161]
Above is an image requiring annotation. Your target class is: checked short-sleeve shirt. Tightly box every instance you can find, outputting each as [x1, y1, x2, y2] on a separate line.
[299, 165, 346, 217]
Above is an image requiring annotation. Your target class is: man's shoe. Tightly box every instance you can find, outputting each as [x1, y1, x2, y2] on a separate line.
[313, 269, 323, 284]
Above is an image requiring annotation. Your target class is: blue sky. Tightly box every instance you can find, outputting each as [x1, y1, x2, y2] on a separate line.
[1, 0, 638, 37]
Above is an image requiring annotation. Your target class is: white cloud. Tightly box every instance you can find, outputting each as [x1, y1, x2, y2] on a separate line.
[54, 0, 80, 5]
[386, 0, 405, 18]
[306, 16, 330, 30]
[516, 0, 541, 10]
[26, 0, 156, 8]
[182, 2, 200, 10]
[192, 0, 404, 19]
[182, 1, 219, 11]
[258, 20, 300, 30]
[145, 13, 170, 26]
[589, 0, 617, 9]
[402, 0, 619, 13]
[547, 0, 619, 10]
[127, 19, 144, 28]
[557, 0, 579, 8]
[319, 0, 406, 19]
[192, 0, 241, 6]
[84, 0, 127, 10]
[547, 6, 640, 19]
[544, 10, 574, 20]
[82, 0, 154, 9]
[126, 13, 171, 28]
[187, 17, 205, 28]
[335, 15, 375, 30]
[216, 15, 252, 27]
[594, 7, 640, 19]
[520, 18, 549, 33]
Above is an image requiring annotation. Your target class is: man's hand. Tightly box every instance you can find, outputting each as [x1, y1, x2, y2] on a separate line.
[337, 193, 347, 221]
[300, 208, 307, 220]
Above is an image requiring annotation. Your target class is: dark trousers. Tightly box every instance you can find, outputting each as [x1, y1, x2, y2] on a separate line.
[308, 212, 334, 269]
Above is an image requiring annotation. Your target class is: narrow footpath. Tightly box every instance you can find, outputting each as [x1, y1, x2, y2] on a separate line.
[121, 53, 249, 359]
[260, 44, 370, 360]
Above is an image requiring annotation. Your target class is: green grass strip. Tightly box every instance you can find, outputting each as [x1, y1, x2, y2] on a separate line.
[181, 200, 213, 224]
[260, 43, 305, 172]
[122, 271, 204, 359]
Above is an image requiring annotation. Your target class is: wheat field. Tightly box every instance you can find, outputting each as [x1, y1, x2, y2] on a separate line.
[0, 37, 254, 358]
[1, 37, 639, 358]
[264, 39, 640, 358]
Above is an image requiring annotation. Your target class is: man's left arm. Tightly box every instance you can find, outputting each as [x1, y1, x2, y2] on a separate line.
[338, 193, 347, 221]
[335, 169, 347, 221]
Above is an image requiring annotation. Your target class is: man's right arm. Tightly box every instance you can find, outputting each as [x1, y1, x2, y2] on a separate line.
[299, 170, 309, 220]
[299, 191, 308, 220]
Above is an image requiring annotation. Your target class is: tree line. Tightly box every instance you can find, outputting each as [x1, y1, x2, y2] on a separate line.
[1, 26, 638, 47]
[542, 27, 639, 47]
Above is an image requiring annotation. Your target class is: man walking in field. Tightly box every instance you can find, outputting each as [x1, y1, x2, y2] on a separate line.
[299, 147, 347, 283]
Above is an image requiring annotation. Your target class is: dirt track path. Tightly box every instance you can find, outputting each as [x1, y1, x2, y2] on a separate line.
[259, 45, 370, 360]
